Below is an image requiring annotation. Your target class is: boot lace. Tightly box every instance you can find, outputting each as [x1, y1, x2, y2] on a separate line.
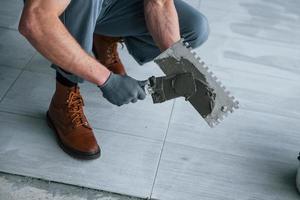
[66, 89, 88, 128]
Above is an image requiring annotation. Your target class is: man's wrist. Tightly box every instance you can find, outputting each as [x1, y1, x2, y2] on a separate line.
[96, 68, 111, 87]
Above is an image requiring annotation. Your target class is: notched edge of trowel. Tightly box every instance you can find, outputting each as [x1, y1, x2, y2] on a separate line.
[188, 48, 239, 127]
[183, 41, 240, 127]
[154, 39, 239, 127]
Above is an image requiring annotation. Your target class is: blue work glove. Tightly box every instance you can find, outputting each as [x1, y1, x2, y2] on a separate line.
[99, 73, 148, 106]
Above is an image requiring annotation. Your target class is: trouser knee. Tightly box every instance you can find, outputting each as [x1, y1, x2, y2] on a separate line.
[184, 13, 210, 48]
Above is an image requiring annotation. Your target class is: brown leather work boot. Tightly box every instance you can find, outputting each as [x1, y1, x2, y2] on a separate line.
[93, 34, 126, 75]
[46, 81, 100, 160]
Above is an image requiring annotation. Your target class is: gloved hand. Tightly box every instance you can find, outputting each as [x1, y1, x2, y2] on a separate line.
[99, 73, 148, 106]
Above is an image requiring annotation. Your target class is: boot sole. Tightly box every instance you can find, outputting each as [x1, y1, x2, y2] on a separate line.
[46, 111, 101, 160]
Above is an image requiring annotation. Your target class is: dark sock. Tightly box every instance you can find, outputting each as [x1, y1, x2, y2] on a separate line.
[56, 72, 77, 87]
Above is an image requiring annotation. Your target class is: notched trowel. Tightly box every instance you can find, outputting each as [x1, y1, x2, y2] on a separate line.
[146, 39, 239, 127]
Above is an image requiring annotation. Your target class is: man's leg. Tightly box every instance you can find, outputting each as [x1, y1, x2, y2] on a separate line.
[92, 35, 127, 75]
[94, 0, 209, 65]
[47, 0, 104, 160]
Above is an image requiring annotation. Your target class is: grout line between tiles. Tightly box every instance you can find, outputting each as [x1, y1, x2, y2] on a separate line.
[0, 52, 36, 103]
[0, 109, 164, 143]
[0, 110, 43, 120]
[0, 64, 22, 70]
[149, 99, 176, 199]
[93, 126, 164, 142]
[0, 26, 18, 31]
[0, 70, 24, 103]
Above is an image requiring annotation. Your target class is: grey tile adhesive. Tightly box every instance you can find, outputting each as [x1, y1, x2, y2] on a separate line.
[148, 39, 239, 127]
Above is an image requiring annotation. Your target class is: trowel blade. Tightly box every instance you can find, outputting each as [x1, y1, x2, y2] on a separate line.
[154, 39, 239, 127]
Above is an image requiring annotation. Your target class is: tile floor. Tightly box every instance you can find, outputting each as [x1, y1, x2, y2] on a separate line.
[0, 0, 300, 199]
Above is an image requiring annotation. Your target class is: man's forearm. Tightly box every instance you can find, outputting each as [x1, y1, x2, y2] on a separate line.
[19, 3, 110, 86]
[144, 0, 181, 51]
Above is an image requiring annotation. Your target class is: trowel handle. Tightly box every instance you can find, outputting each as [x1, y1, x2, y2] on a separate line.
[138, 79, 151, 95]
[142, 74, 197, 104]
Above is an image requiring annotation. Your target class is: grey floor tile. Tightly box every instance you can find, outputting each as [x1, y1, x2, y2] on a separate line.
[166, 98, 300, 163]
[0, 28, 36, 69]
[202, 7, 300, 47]
[0, 112, 162, 198]
[182, 0, 202, 8]
[0, 70, 172, 140]
[0, 65, 21, 100]
[0, 70, 55, 118]
[116, 44, 166, 80]
[201, 0, 300, 20]
[196, 34, 300, 80]
[151, 142, 299, 200]
[0, 0, 23, 30]
[25, 52, 52, 74]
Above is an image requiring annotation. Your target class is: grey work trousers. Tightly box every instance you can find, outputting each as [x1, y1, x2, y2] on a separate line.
[52, 0, 210, 83]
